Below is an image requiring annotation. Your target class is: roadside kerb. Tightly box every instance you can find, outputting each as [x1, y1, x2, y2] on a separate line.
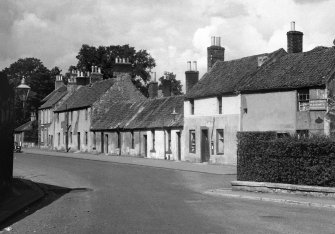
[21, 148, 237, 175]
[206, 188, 335, 209]
[231, 181, 335, 198]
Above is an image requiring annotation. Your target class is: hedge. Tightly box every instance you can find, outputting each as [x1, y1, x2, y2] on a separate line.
[237, 131, 335, 187]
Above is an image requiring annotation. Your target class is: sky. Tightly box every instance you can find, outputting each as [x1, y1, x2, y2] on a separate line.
[1, 0, 335, 90]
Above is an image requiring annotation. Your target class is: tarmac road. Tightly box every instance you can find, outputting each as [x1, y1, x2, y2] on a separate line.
[5, 152, 335, 234]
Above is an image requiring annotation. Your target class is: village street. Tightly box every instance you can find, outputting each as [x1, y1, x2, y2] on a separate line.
[4, 152, 335, 234]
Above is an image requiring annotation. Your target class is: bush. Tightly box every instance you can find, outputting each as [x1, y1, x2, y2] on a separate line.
[237, 132, 335, 187]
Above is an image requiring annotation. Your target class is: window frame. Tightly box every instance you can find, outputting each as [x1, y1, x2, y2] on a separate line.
[131, 131, 135, 149]
[218, 96, 222, 114]
[189, 130, 196, 153]
[216, 129, 224, 155]
[190, 99, 194, 115]
[151, 130, 155, 151]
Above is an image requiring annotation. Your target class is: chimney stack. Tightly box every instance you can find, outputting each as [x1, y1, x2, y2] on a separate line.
[148, 72, 158, 99]
[207, 36, 225, 71]
[55, 74, 64, 90]
[185, 61, 199, 93]
[30, 112, 36, 121]
[161, 78, 172, 97]
[113, 57, 132, 78]
[76, 70, 90, 86]
[287, 21, 303, 53]
[89, 66, 103, 84]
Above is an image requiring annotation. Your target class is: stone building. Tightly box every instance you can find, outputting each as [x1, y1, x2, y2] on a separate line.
[14, 112, 38, 147]
[184, 22, 335, 164]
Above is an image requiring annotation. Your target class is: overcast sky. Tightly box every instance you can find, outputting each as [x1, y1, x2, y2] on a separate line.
[1, 0, 335, 89]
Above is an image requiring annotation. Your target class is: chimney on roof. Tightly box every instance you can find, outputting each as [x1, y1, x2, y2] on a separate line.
[55, 74, 64, 90]
[89, 66, 103, 84]
[148, 72, 158, 99]
[161, 73, 172, 97]
[287, 21, 303, 53]
[113, 57, 132, 78]
[207, 36, 225, 71]
[76, 70, 90, 86]
[185, 61, 199, 93]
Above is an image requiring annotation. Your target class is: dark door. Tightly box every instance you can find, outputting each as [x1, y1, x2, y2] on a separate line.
[105, 134, 109, 154]
[177, 132, 181, 161]
[144, 135, 147, 157]
[50, 135, 53, 148]
[101, 132, 104, 153]
[201, 129, 210, 162]
[77, 132, 81, 150]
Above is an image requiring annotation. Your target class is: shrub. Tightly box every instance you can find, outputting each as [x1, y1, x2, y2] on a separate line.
[237, 132, 335, 187]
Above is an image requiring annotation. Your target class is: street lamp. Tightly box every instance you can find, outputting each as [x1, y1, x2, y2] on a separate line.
[16, 77, 31, 118]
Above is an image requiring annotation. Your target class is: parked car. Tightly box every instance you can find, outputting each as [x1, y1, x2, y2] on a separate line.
[14, 142, 22, 153]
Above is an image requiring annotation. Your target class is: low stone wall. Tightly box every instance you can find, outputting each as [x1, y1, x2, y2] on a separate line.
[232, 181, 335, 198]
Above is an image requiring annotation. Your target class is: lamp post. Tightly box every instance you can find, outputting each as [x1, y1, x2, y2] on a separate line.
[16, 77, 31, 119]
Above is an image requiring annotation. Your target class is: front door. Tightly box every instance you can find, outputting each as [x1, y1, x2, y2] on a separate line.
[143, 135, 147, 157]
[101, 132, 104, 153]
[77, 132, 81, 150]
[105, 134, 109, 154]
[201, 129, 210, 162]
[177, 132, 181, 161]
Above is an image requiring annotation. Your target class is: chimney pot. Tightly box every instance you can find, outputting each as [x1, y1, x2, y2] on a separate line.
[187, 61, 191, 71]
[98, 67, 101, 73]
[91, 66, 94, 72]
[211, 36, 215, 46]
[291, 21, 295, 31]
[193, 61, 197, 71]
[216, 37, 221, 46]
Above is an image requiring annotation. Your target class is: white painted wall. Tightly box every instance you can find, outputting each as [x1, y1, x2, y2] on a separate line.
[222, 95, 241, 115]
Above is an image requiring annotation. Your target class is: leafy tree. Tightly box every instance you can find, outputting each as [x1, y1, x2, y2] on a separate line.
[158, 72, 183, 95]
[3, 58, 54, 126]
[75, 44, 156, 96]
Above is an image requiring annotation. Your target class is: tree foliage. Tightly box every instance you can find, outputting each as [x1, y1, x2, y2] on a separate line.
[158, 72, 183, 95]
[75, 44, 156, 96]
[3, 58, 56, 126]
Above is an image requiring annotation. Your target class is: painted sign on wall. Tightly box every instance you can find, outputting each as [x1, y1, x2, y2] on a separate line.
[309, 99, 327, 111]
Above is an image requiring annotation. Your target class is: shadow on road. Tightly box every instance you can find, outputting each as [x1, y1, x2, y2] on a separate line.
[0, 181, 90, 230]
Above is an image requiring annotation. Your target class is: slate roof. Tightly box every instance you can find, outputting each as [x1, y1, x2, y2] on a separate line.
[185, 48, 287, 99]
[39, 86, 67, 110]
[91, 95, 184, 131]
[239, 46, 335, 92]
[15, 120, 36, 132]
[55, 79, 115, 112]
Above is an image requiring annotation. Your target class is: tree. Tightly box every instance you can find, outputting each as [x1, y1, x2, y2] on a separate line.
[75, 44, 156, 96]
[158, 72, 183, 95]
[3, 58, 55, 126]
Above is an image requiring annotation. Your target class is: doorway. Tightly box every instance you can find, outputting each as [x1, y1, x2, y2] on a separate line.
[201, 129, 210, 162]
[101, 132, 104, 153]
[177, 132, 181, 161]
[77, 132, 81, 150]
[143, 135, 147, 157]
[105, 134, 109, 154]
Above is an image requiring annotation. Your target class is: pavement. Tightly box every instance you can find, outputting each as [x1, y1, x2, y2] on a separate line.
[22, 148, 237, 175]
[0, 178, 44, 228]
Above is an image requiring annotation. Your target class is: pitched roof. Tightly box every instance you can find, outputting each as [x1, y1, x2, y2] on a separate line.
[55, 79, 115, 112]
[239, 46, 335, 92]
[185, 48, 287, 99]
[15, 120, 36, 132]
[91, 95, 184, 131]
[39, 86, 67, 110]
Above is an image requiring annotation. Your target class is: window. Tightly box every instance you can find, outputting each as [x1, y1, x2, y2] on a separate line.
[85, 109, 88, 120]
[216, 129, 224, 154]
[189, 130, 196, 153]
[63, 132, 66, 144]
[151, 130, 155, 151]
[70, 111, 73, 121]
[218, 96, 222, 114]
[41, 130, 44, 143]
[298, 89, 310, 111]
[70, 132, 72, 144]
[56, 113, 59, 122]
[85, 131, 88, 145]
[190, 100, 194, 115]
[58, 132, 60, 146]
[131, 131, 134, 149]
[167, 130, 171, 152]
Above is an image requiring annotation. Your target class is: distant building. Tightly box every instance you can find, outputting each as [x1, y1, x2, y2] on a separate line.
[14, 112, 38, 147]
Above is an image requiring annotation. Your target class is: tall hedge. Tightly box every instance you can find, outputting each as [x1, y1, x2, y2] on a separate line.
[237, 132, 335, 187]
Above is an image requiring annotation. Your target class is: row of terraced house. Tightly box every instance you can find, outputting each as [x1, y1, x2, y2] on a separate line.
[28, 22, 335, 165]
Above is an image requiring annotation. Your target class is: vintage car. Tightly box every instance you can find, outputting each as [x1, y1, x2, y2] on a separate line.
[14, 142, 22, 153]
